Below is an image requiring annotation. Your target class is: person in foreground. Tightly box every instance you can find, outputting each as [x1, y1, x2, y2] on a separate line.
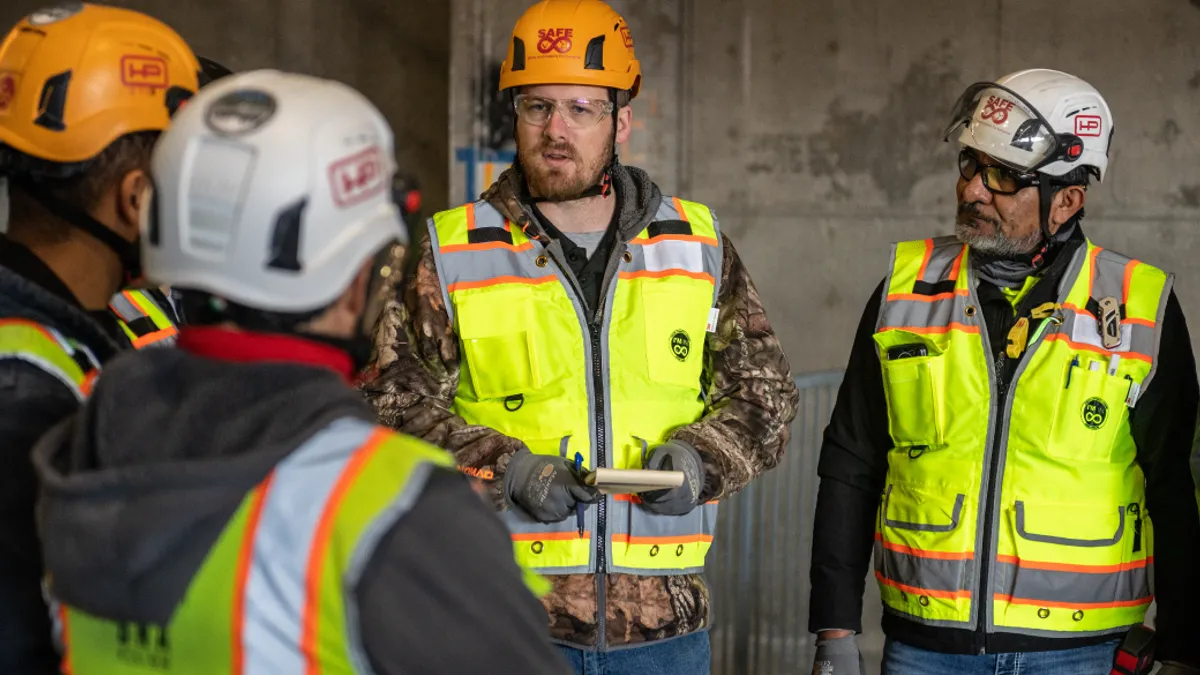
[809, 69, 1200, 675]
[32, 69, 570, 674]
[364, 1, 799, 672]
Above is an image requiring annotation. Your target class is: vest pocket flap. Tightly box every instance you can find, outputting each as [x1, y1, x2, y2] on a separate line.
[463, 331, 538, 398]
[873, 333, 945, 449]
[1014, 500, 1124, 548]
[455, 288, 540, 399]
[883, 485, 965, 533]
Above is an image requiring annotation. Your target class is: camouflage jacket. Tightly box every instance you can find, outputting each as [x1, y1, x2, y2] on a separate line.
[362, 163, 799, 649]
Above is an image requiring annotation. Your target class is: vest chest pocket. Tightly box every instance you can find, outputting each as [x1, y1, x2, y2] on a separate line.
[1047, 359, 1131, 463]
[873, 333, 946, 450]
[640, 283, 710, 391]
[456, 288, 542, 400]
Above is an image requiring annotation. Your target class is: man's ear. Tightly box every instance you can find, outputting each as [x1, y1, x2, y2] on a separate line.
[115, 168, 150, 242]
[615, 105, 633, 146]
[1049, 184, 1087, 232]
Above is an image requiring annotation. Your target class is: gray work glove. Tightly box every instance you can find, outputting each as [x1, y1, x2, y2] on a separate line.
[640, 441, 704, 516]
[505, 450, 598, 523]
[811, 634, 864, 675]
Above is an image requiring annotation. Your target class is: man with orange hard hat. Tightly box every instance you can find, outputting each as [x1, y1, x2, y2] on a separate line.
[364, 0, 799, 672]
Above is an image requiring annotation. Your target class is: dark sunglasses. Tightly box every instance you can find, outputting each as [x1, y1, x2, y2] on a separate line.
[958, 150, 1040, 195]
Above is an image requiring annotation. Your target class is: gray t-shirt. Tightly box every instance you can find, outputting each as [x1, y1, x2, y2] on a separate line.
[564, 230, 607, 261]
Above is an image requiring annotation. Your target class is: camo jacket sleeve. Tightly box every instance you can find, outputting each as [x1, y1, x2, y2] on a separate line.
[361, 234, 527, 509]
[669, 234, 800, 501]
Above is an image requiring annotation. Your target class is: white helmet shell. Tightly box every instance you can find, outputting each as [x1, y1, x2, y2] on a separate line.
[947, 69, 1114, 182]
[143, 69, 405, 313]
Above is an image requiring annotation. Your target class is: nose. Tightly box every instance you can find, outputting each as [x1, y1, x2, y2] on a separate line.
[961, 171, 994, 205]
[543, 105, 571, 139]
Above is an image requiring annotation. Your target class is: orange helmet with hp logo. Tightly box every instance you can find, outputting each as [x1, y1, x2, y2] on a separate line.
[0, 2, 200, 173]
[499, 0, 641, 99]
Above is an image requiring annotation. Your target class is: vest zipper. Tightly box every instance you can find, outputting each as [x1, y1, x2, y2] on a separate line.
[590, 321, 608, 650]
[974, 313, 1057, 654]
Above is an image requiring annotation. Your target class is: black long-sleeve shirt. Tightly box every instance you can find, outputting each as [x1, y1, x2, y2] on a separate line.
[809, 240, 1200, 663]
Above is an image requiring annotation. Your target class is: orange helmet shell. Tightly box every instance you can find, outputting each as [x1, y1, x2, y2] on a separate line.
[499, 0, 641, 99]
[0, 3, 200, 167]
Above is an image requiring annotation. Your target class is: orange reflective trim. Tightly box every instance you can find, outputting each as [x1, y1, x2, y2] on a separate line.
[916, 239, 934, 282]
[447, 275, 557, 293]
[58, 604, 72, 675]
[618, 270, 715, 284]
[879, 322, 979, 335]
[613, 493, 643, 504]
[874, 534, 974, 561]
[1122, 260, 1137, 305]
[885, 289, 969, 303]
[124, 290, 156, 316]
[1042, 333, 1152, 362]
[994, 593, 1153, 610]
[949, 248, 965, 281]
[610, 533, 714, 545]
[995, 554, 1153, 575]
[440, 241, 534, 254]
[465, 203, 477, 230]
[80, 370, 98, 397]
[1062, 304, 1155, 328]
[232, 473, 276, 675]
[673, 197, 688, 222]
[511, 531, 592, 541]
[1085, 246, 1104, 296]
[1125, 317, 1156, 327]
[875, 571, 971, 600]
[131, 326, 178, 349]
[629, 234, 719, 247]
[302, 428, 387, 675]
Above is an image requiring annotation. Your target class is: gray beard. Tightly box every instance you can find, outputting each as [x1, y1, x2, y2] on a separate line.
[955, 222, 1042, 257]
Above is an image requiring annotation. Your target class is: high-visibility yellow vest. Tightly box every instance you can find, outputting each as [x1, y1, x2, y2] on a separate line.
[873, 236, 1166, 638]
[430, 197, 722, 575]
[53, 418, 542, 674]
[0, 318, 99, 398]
[109, 289, 179, 349]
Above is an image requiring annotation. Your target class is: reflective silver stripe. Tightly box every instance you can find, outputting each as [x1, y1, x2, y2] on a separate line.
[922, 237, 964, 283]
[878, 294, 970, 331]
[1015, 501, 1124, 547]
[653, 195, 723, 305]
[108, 293, 145, 324]
[241, 417, 375, 673]
[426, 217, 455, 326]
[884, 487, 966, 533]
[995, 558, 1150, 606]
[1090, 249, 1128, 302]
[342, 460, 439, 675]
[608, 501, 717, 576]
[1061, 308, 1157, 356]
[873, 540, 974, 594]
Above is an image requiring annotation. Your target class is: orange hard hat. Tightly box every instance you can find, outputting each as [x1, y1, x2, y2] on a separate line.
[0, 3, 200, 170]
[499, 0, 641, 99]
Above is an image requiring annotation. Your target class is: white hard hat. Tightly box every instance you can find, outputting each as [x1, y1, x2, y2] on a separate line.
[943, 69, 1114, 182]
[142, 69, 406, 313]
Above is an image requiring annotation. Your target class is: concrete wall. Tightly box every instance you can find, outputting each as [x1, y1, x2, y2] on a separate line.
[1, 0, 451, 215]
[451, 0, 1200, 374]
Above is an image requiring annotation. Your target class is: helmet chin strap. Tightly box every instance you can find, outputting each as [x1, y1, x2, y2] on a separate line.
[10, 176, 142, 281]
[1029, 180, 1058, 271]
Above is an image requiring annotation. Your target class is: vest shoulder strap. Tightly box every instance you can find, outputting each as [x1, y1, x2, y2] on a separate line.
[0, 319, 98, 399]
[109, 289, 180, 348]
[886, 237, 967, 298]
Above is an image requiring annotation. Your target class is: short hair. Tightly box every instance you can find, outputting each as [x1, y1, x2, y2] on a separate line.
[7, 131, 158, 243]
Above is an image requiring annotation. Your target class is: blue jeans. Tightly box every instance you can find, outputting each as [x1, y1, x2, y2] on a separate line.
[883, 638, 1121, 675]
[557, 632, 711, 675]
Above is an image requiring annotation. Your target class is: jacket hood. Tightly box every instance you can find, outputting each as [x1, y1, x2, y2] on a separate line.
[33, 347, 375, 623]
[480, 160, 663, 244]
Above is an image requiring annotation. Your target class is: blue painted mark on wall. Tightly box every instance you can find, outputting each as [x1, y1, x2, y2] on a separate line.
[455, 147, 516, 203]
